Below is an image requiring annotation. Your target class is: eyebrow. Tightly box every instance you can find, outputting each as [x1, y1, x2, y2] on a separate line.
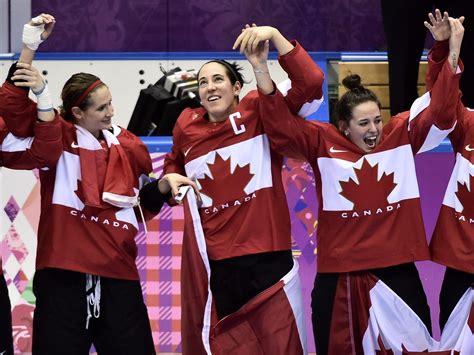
[358, 115, 382, 121]
[199, 73, 224, 81]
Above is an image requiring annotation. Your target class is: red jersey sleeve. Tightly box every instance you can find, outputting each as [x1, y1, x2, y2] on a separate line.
[0, 115, 62, 169]
[408, 56, 462, 152]
[278, 41, 325, 114]
[0, 81, 37, 137]
[258, 86, 320, 162]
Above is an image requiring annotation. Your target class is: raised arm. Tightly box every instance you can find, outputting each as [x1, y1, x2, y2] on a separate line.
[233, 24, 324, 113]
[408, 18, 464, 152]
[424, 10, 464, 90]
[18, 13, 55, 64]
[0, 14, 55, 135]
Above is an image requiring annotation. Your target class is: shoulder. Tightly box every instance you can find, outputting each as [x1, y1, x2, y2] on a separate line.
[115, 125, 143, 140]
[115, 125, 148, 150]
[240, 90, 259, 107]
[176, 107, 205, 123]
[383, 112, 409, 133]
[305, 119, 334, 133]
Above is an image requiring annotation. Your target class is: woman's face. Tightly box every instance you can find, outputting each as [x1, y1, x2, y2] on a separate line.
[341, 101, 383, 152]
[73, 85, 114, 138]
[198, 62, 241, 122]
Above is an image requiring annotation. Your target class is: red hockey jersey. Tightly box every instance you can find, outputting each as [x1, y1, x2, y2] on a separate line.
[428, 41, 474, 274]
[0, 82, 154, 280]
[258, 56, 461, 273]
[164, 42, 324, 260]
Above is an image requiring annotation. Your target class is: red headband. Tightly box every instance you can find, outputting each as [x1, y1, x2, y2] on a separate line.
[73, 80, 103, 108]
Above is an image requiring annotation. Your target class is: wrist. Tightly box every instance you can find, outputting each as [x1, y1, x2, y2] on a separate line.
[270, 27, 280, 41]
[32, 82, 46, 95]
[22, 24, 44, 51]
[34, 82, 54, 112]
[253, 64, 269, 74]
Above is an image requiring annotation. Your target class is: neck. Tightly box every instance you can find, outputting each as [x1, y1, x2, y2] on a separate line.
[76, 122, 101, 139]
[208, 114, 227, 123]
[208, 101, 238, 123]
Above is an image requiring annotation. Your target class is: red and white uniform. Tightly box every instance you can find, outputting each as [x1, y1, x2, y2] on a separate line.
[0, 82, 153, 281]
[164, 43, 324, 355]
[258, 56, 461, 273]
[428, 41, 474, 274]
[164, 42, 324, 260]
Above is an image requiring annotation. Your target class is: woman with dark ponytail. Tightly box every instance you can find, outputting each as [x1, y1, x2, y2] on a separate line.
[257, 16, 464, 354]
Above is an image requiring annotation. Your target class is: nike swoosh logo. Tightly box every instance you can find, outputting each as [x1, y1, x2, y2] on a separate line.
[329, 146, 347, 153]
[71, 142, 80, 149]
[465, 144, 474, 152]
[184, 146, 193, 157]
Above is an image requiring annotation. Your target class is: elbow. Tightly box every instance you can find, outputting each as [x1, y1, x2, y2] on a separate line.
[308, 68, 325, 100]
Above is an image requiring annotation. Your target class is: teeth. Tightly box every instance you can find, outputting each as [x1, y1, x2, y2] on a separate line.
[208, 96, 220, 101]
[364, 137, 377, 148]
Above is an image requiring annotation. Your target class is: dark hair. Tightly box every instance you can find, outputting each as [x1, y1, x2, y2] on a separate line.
[198, 60, 245, 88]
[59, 73, 106, 122]
[334, 74, 381, 126]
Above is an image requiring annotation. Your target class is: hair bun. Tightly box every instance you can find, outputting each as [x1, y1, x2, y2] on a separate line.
[342, 74, 362, 90]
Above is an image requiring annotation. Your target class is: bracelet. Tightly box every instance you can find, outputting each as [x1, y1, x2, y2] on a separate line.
[253, 69, 269, 74]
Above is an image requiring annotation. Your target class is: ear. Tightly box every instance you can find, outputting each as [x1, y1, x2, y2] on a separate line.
[338, 120, 347, 133]
[71, 107, 83, 121]
[233, 81, 242, 97]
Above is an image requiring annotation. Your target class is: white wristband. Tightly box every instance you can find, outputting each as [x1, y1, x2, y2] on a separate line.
[34, 83, 54, 112]
[22, 24, 45, 51]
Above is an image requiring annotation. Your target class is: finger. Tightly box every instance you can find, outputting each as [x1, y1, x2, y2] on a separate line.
[11, 73, 35, 81]
[15, 62, 31, 69]
[443, 12, 449, 21]
[30, 14, 45, 25]
[240, 31, 251, 54]
[435, 8, 442, 22]
[190, 182, 200, 196]
[187, 181, 202, 204]
[42, 21, 55, 39]
[232, 32, 245, 50]
[43, 14, 55, 23]
[250, 33, 260, 52]
[449, 17, 457, 30]
[459, 16, 465, 24]
[13, 80, 36, 87]
[14, 66, 36, 74]
[252, 23, 257, 27]
[423, 21, 432, 30]
[428, 13, 436, 26]
[171, 186, 181, 200]
[13, 69, 36, 78]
